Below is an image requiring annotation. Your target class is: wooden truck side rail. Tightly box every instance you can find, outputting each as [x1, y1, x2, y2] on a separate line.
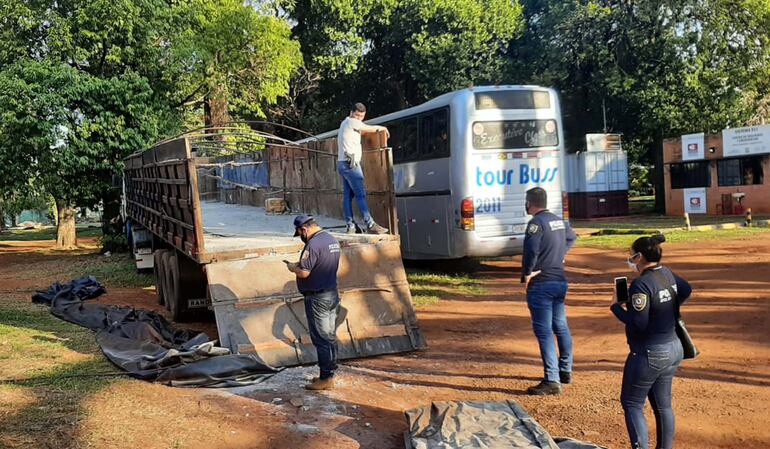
[124, 138, 206, 260]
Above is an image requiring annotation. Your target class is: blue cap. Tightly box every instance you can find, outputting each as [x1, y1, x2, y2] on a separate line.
[293, 214, 314, 236]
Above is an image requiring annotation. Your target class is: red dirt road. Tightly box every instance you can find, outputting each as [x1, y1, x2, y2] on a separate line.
[2, 236, 769, 449]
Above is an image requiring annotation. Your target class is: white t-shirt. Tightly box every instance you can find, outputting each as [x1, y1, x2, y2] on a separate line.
[338, 117, 364, 163]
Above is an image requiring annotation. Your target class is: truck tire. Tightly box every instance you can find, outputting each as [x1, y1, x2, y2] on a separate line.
[153, 250, 168, 306]
[166, 252, 186, 322]
[160, 250, 174, 312]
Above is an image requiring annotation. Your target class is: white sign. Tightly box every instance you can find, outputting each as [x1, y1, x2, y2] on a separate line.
[683, 188, 707, 214]
[723, 124, 770, 157]
[681, 133, 705, 161]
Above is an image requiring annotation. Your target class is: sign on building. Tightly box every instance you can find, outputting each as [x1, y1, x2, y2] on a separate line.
[681, 133, 705, 160]
[723, 124, 770, 157]
[586, 133, 622, 151]
[683, 188, 707, 214]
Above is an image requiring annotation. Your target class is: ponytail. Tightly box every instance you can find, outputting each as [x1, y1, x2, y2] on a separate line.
[632, 234, 666, 263]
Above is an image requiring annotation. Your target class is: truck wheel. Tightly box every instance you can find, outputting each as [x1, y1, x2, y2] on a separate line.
[166, 252, 186, 322]
[153, 250, 168, 306]
[160, 250, 174, 311]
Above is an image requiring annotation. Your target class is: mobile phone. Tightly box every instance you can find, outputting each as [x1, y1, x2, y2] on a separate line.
[614, 277, 629, 303]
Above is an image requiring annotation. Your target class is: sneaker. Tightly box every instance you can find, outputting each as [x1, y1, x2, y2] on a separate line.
[346, 224, 357, 234]
[560, 371, 572, 385]
[305, 377, 335, 391]
[367, 222, 389, 235]
[527, 381, 562, 396]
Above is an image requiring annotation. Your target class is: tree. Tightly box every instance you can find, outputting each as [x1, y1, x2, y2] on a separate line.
[506, 0, 770, 208]
[169, 0, 303, 128]
[284, 0, 525, 131]
[0, 60, 172, 248]
[0, 0, 302, 247]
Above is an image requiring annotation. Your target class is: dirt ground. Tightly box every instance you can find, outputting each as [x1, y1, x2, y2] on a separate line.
[2, 236, 769, 449]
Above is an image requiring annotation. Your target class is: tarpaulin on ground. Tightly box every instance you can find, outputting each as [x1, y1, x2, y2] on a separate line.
[32, 276, 279, 387]
[404, 400, 607, 449]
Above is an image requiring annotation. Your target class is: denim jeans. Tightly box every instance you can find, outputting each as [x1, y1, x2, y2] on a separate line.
[621, 339, 683, 449]
[337, 160, 373, 227]
[526, 281, 573, 383]
[303, 290, 341, 379]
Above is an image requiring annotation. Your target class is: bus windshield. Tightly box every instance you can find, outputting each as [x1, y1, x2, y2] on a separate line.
[471, 119, 558, 150]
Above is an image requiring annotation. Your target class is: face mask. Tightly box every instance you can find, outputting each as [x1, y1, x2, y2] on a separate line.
[300, 233, 308, 243]
[626, 253, 640, 272]
[525, 202, 531, 215]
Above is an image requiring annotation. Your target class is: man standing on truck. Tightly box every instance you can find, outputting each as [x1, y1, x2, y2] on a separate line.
[338, 102, 390, 235]
[286, 214, 342, 390]
[520, 187, 577, 396]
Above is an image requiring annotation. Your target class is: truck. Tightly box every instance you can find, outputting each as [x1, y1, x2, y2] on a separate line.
[122, 125, 425, 368]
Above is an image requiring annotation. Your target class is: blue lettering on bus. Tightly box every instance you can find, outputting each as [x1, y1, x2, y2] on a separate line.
[476, 165, 558, 186]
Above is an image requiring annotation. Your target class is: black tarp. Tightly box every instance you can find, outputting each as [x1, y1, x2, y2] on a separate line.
[405, 400, 607, 449]
[32, 276, 279, 387]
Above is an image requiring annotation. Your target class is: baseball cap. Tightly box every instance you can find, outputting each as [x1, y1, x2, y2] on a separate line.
[293, 214, 314, 236]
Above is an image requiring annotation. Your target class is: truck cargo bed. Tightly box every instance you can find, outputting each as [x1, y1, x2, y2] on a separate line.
[200, 201, 346, 260]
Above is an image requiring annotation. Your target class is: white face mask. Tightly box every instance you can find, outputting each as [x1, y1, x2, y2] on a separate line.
[626, 252, 641, 272]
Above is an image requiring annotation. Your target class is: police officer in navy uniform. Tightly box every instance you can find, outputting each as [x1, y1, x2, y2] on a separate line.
[286, 215, 342, 390]
[521, 187, 577, 395]
[611, 234, 692, 449]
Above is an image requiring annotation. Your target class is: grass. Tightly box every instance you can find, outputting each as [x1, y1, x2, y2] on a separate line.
[0, 225, 102, 242]
[0, 298, 119, 448]
[407, 270, 486, 308]
[576, 226, 770, 249]
[64, 253, 153, 288]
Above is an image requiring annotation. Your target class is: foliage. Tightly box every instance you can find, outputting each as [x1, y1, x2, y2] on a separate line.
[0, 60, 173, 209]
[168, 0, 303, 125]
[507, 0, 770, 166]
[285, 0, 525, 130]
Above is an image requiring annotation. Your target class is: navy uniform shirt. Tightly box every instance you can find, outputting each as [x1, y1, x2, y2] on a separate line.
[611, 265, 692, 349]
[521, 210, 577, 284]
[296, 231, 341, 294]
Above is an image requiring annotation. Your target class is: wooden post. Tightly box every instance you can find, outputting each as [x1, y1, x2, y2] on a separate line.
[684, 212, 691, 231]
[746, 208, 753, 227]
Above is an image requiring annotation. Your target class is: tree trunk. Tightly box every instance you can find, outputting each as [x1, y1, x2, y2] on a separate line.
[55, 202, 78, 249]
[0, 209, 6, 232]
[204, 82, 230, 129]
[11, 214, 17, 228]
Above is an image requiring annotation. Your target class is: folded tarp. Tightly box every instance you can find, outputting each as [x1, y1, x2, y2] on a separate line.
[405, 400, 607, 449]
[32, 276, 279, 387]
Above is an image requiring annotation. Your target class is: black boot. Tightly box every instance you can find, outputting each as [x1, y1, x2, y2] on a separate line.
[527, 380, 562, 395]
[559, 371, 572, 384]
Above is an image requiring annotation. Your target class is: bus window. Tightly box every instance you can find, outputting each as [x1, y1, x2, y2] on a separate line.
[387, 108, 449, 163]
[419, 113, 435, 158]
[387, 120, 404, 162]
[403, 118, 419, 161]
[475, 91, 551, 110]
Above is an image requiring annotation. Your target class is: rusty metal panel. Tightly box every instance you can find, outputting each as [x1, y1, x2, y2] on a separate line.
[206, 236, 425, 367]
[123, 137, 206, 260]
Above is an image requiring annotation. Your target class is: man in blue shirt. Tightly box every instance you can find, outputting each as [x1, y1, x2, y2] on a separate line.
[521, 187, 577, 395]
[286, 215, 342, 390]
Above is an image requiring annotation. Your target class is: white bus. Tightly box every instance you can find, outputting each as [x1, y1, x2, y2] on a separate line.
[305, 85, 568, 260]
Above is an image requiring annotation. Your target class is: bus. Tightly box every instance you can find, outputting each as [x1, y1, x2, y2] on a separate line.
[303, 85, 568, 260]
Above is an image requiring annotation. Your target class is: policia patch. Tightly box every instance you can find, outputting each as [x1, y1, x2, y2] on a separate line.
[631, 293, 648, 311]
[527, 223, 540, 235]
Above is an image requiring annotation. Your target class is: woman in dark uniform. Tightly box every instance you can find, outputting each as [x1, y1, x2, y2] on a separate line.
[611, 234, 692, 449]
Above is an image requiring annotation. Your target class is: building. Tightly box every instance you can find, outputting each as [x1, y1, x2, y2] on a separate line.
[663, 125, 770, 215]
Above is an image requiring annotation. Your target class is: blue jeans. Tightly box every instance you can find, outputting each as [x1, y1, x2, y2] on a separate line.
[337, 160, 373, 227]
[621, 340, 683, 449]
[526, 281, 573, 383]
[303, 290, 341, 379]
